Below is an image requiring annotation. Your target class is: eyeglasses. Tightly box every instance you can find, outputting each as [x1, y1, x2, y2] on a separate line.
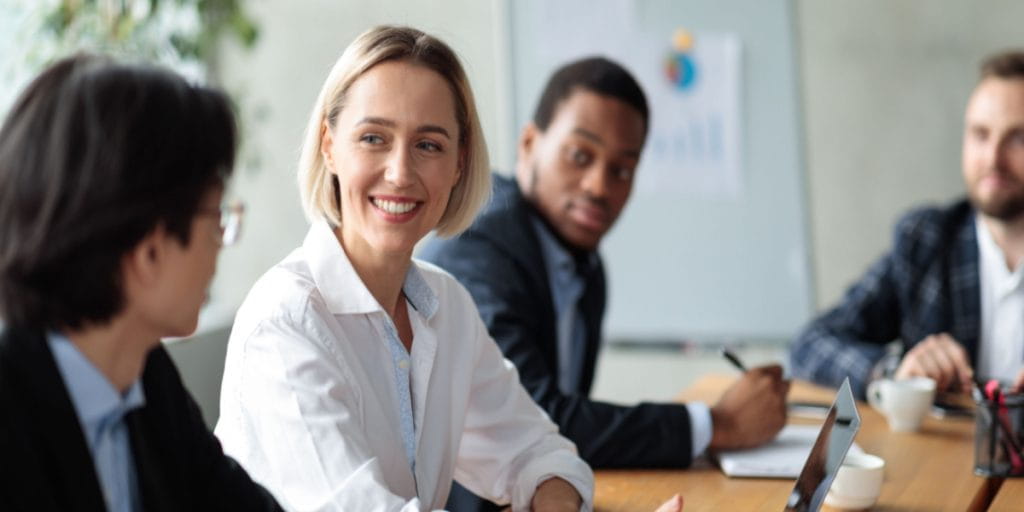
[198, 200, 245, 246]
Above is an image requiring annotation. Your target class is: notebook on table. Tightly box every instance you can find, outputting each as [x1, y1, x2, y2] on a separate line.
[718, 424, 862, 478]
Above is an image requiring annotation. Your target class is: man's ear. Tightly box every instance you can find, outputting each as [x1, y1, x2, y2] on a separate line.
[516, 122, 540, 185]
[518, 122, 539, 163]
[123, 225, 166, 290]
[320, 121, 336, 172]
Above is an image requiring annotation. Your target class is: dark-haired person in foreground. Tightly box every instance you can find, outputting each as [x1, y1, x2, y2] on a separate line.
[0, 54, 281, 511]
[790, 50, 1024, 399]
[421, 56, 788, 512]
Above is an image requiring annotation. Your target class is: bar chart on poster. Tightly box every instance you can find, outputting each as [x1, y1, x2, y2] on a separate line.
[508, 0, 812, 343]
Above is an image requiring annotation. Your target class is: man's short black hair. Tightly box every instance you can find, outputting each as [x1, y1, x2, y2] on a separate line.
[531, 56, 649, 134]
[0, 54, 237, 331]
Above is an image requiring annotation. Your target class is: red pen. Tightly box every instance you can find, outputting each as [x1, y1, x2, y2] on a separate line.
[986, 379, 1023, 473]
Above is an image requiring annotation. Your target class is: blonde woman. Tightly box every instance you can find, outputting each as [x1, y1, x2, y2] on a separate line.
[215, 26, 594, 511]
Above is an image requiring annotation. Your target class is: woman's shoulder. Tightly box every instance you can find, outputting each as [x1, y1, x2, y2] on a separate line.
[235, 247, 330, 332]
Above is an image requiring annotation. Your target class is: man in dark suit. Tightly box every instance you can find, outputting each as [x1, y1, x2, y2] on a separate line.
[421, 57, 789, 511]
[0, 55, 281, 511]
[790, 50, 1024, 399]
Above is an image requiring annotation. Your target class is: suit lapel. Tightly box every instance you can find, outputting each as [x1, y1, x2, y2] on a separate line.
[1, 327, 107, 511]
[578, 256, 606, 394]
[949, 209, 982, 365]
[129, 348, 192, 512]
[505, 187, 560, 370]
[128, 408, 174, 512]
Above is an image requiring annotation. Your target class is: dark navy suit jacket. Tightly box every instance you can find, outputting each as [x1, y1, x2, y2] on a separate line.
[790, 199, 981, 398]
[0, 326, 282, 511]
[421, 174, 694, 511]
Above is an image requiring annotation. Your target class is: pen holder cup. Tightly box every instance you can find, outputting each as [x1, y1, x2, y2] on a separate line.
[974, 389, 1024, 477]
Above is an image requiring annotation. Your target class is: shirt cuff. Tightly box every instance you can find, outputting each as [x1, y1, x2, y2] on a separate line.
[686, 401, 713, 457]
[513, 451, 594, 512]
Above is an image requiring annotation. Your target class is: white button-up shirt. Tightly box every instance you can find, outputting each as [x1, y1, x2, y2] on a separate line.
[215, 220, 593, 511]
[976, 214, 1024, 382]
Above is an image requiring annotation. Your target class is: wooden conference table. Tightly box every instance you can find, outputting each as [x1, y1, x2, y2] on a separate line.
[988, 479, 1024, 511]
[593, 375, 1002, 511]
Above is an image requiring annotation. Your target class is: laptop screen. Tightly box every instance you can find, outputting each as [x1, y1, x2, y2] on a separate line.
[783, 378, 861, 512]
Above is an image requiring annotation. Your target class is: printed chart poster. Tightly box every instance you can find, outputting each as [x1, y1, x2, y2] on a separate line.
[646, 31, 742, 199]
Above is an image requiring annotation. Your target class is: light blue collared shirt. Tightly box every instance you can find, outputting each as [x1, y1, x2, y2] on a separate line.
[530, 217, 713, 458]
[48, 332, 146, 512]
[379, 264, 440, 483]
[531, 216, 592, 395]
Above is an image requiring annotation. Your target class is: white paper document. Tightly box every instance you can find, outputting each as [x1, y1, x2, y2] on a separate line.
[717, 424, 862, 478]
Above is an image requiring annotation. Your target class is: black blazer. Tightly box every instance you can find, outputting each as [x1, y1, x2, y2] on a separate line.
[0, 326, 282, 511]
[421, 174, 694, 510]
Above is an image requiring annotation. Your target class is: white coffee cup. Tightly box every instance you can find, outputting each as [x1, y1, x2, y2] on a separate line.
[866, 377, 937, 432]
[825, 451, 885, 510]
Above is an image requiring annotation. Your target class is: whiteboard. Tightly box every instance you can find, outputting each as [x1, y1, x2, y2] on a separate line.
[508, 0, 812, 343]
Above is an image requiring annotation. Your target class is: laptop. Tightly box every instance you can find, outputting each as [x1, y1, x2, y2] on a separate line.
[783, 378, 861, 512]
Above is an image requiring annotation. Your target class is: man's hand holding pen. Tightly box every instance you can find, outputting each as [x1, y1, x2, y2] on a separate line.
[709, 351, 791, 452]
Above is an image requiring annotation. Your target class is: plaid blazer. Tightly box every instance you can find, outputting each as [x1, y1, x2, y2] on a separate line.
[790, 199, 980, 398]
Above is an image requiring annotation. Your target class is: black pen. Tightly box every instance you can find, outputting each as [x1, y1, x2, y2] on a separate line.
[721, 348, 748, 372]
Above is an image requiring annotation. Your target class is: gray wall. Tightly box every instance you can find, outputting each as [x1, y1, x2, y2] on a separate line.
[796, 0, 1024, 309]
[165, 328, 232, 428]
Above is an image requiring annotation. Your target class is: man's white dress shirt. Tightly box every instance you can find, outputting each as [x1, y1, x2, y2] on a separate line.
[976, 214, 1024, 382]
[215, 220, 593, 511]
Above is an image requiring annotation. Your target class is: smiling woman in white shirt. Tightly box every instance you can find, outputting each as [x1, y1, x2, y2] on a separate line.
[214, 25, 594, 511]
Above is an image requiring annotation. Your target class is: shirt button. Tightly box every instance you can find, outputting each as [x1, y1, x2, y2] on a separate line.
[399, 359, 410, 370]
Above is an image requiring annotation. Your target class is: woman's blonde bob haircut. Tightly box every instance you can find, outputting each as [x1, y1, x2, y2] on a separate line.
[298, 25, 490, 238]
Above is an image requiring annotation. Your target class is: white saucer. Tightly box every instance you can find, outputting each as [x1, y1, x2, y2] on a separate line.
[824, 490, 878, 510]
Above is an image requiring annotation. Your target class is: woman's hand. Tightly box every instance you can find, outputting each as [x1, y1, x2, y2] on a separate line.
[531, 477, 582, 512]
[655, 494, 684, 512]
